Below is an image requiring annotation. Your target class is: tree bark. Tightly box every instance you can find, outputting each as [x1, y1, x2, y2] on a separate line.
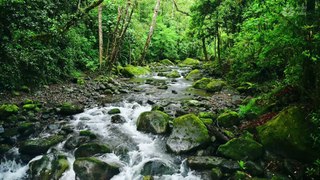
[98, 4, 103, 68]
[140, 0, 161, 65]
[172, 0, 190, 16]
[202, 37, 208, 61]
[216, 20, 221, 67]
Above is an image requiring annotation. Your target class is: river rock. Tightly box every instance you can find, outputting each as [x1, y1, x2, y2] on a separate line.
[20, 135, 64, 156]
[64, 136, 91, 150]
[74, 157, 120, 180]
[160, 59, 175, 66]
[193, 78, 227, 92]
[28, 154, 69, 180]
[178, 58, 200, 67]
[186, 69, 202, 81]
[0, 104, 19, 119]
[121, 65, 150, 77]
[217, 133, 264, 160]
[216, 111, 239, 128]
[108, 108, 121, 115]
[141, 160, 175, 176]
[187, 156, 225, 170]
[111, 115, 126, 123]
[136, 111, 170, 134]
[166, 114, 210, 153]
[58, 102, 84, 116]
[17, 122, 35, 137]
[165, 70, 180, 78]
[74, 143, 111, 158]
[257, 106, 320, 161]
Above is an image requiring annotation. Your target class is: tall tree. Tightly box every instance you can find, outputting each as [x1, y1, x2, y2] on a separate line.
[140, 0, 161, 65]
[98, 3, 103, 68]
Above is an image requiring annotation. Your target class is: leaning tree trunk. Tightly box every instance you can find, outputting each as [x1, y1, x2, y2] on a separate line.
[98, 4, 103, 68]
[140, 0, 161, 65]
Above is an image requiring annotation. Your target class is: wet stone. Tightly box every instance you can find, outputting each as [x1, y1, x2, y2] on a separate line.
[111, 115, 126, 124]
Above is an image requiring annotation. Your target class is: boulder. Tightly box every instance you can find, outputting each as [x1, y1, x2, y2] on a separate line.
[217, 133, 264, 160]
[74, 143, 111, 158]
[166, 114, 210, 153]
[74, 157, 120, 180]
[0, 104, 19, 119]
[28, 154, 69, 180]
[216, 111, 239, 128]
[186, 69, 202, 81]
[111, 115, 126, 123]
[64, 136, 91, 150]
[79, 130, 97, 139]
[58, 102, 84, 116]
[160, 59, 175, 66]
[179, 58, 200, 67]
[20, 135, 64, 156]
[136, 111, 170, 134]
[187, 156, 226, 170]
[121, 65, 150, 78]
[108, 108, 121, 115]
[257, 106, 320, 161]
[165, 70, 180, 78]
[193, 78, 226, 92]
[17, 122, 35, 137]
[141, 160, 175, 176]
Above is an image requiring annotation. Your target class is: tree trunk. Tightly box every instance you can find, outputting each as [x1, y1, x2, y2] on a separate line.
[216, 21, 221, 67]
[140, 0, 161, 65]
[98, 4, 103, 68]
[202, 37, 208, 61]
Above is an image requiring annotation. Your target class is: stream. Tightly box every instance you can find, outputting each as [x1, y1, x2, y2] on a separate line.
[0, 66, 210, 180]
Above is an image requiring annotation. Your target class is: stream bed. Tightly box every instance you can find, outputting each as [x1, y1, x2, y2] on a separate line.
[0, 66, 211, 180]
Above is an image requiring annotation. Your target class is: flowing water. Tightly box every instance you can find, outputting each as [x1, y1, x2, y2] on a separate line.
[0, 67, 208, 180]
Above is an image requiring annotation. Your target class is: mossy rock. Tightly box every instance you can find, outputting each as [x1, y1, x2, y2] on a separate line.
[217, 133, 264, 160]
[17, 122, 35, 137]
[29, 154, 69, 180]
[141, 160, 175, 176]
[20, 135, 64, 156]
[23, 104, 38, 111]
[74, 157, 120, 180]
[79, 130, 97, 139]
[108, 108, 121, 115]
[187, 156, 226, 170]
[257, 106, 320, 162]
[20, 85, 31, 93]
[186, 69, 202, 81]
[179, 58, 200, 67]
[198, 112, 217, 119]
[0, 104, 19, 119]
[166, 114, 210, 154]
[136, 110, 170, 134]
[74, 143, 111, 158]
[193, 78, 212, 90]
[0, 144, 11, 155]
[200, 118, 213, 125]
[217, 111, 239, 128]
[160, 59, 175, 66]
[23, 99, 34, 105]
[58, 102, 84, 116]
[165, 70, 180, 78]
[121, 65, 150, 78]
[206, 80, 227, 92]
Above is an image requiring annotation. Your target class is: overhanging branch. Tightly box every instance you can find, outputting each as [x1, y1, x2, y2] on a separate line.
[172, 0, 190, 16]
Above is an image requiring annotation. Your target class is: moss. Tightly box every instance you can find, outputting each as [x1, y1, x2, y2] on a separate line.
[198, 112, 217, 119]
[143, 175, 154, 180]
[217, 133, 264, 160]
[160, 59, 175, 66]
[165, 70, 180, 78]
[20, 85, 31, 93]
[108, 108, 121, 115]
[211, 167, 222, 179]
[20, 135, 64, 155]
[167, 114, 210, 153]
[52, 156, 69, 179]
[179, 58, 200, 67]
[257, 106, 319, 161]
[200, 118, 213, 125]
[121, 65, 150, 77]
[206, 80, 226, 92]
[186, 69, 202, 81]
[23, 104, 37, 110]
[23, 99, 34, 105]
[18, 122, 35, 136]
[59, 102, 84, 116]
[136, 110, 170, 134]
[79, 130, 97, 139]
[193, 78, 212, 89]
[74, 143, 111, 158]
[0, 104, 19, 118]
[217, 111, 239, 128]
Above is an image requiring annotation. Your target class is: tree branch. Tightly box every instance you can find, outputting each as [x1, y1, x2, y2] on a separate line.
[172, 0, 190, 16]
